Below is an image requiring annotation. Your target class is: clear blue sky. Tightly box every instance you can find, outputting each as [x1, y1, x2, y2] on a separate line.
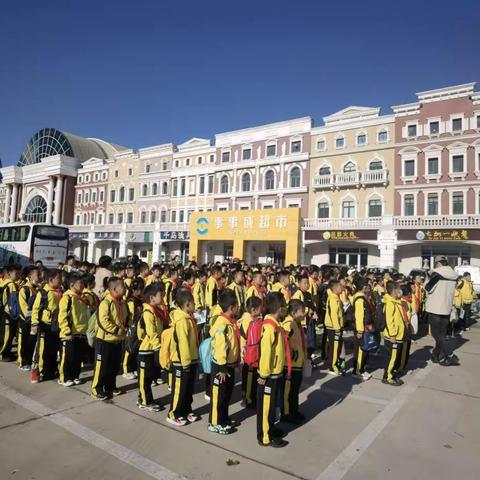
[1, 0, 479, 166]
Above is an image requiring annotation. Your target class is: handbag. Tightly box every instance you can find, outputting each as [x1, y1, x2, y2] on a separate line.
[362, 332, 380, 352]
[450, 307, 458, 323]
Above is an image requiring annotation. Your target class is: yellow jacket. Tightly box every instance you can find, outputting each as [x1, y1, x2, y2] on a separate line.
[246, 285, 264, 302]
[163, 278, 175, 309]
[205, 276, 219, 308]
[228, 282, 246, 310]
[19, 280, 38, 320]
[272, 282, 291, 304]
[308, 277, 319, 308]
[193, 279, 205, 310]
[169, 309, 199, 367]
[460, 279, 475, 305]
[382, 294, 405, 341]
[210, 314, 240, 369]
[2, 279, 19, 315]
[325, 290, 344, 330]
[58, 290, 89, 338]
[237, 312, 253, 352]
[353, 292, 369, 333]
[31, 285, 61, 326]
[454, 288, 462, 309]
[96, 292, 128, 343]
[281, 315, 304, 369]
[259, 314, 286, 378]
[137, 304, 163, 352]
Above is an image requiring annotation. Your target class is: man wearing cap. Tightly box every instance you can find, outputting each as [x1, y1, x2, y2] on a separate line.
[424, 256, 459, 366]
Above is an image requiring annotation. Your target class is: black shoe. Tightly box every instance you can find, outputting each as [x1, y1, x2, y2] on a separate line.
[295, 412, 306, 421]
[382, 378, 402, 387]
[441, 355, 460, 366]
[281, 415, 302, 425]
[1, 354, 16, 362]
[270, 427, 286, 438]
[258, 437, 289, 448]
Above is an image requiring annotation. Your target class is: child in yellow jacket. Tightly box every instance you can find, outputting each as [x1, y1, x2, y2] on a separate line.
[324, 280, 344, 375]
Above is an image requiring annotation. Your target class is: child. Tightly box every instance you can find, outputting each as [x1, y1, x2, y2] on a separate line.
[292, 275, 317, 358]
[281, 299, 306, 424]
[91, 277, 128, 400]
[228, 269, 246, 315]
[163, 268, 178, 312]
[460, 272, 476, 331]
[271, 270, 292, 305]
[208, 289, 240, 435]
[167, 289, 199, 426]
[136, 283, 164, 411]
[398, 282, 414, 375]
[58, 273, 89, 387]
[324, 279, 345, 376]
[193, 270, 207, 312]
[246, 271, 266, 302]
[205, 265, 222, 312]
[238, 296, 263, 408]
[257, 292, 288, 448]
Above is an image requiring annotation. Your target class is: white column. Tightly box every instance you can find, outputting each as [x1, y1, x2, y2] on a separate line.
[54, 175, 64, 224]
[378, 222, 397, 268]
[119, 224, 128, 257]
[3, 185, 11, 223]
[87, 229, 95, 263]
[9, 184, 19, 223]
[46, 176, 55, 224]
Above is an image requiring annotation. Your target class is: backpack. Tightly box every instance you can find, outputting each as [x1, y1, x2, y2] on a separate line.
[244, 320, 264, 368]
[199, 336, 213, 374]
[375, 302, 386, 332]
[7, 290, 20, 320]
[159, 327, 173, 370]
[86, 311, 97, 347]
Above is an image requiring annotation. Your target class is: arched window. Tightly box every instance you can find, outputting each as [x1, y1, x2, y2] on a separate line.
[368, 199, 383, 217]
[118, 212, 124, 224]
[142, 184, 148, 196]
[24, 196, 47, 222]
[319, 166, 331, 176]
[152, 183, 158, 195]
[119, 187, 125, 202]
[317, 202, 330, 219]
[290, 167, 301, 188]
[220, 175, 229, 194]
[162, 182, 168, 195]
[85, 192, 89, 203]
[241, 173, 251, 192]
[265, 170, 275, 190]
[160, 210, 167, 223]
[369, 160, 383, 170]
[83, 213, 88, 224]
[140, 211, 147, 223]
[343, 161, 356, 173]
[150, 210, 157, 223]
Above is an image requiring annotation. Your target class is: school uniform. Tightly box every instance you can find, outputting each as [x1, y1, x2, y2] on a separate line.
[271, 282, 291, 305]
[163, 278, 176, 311]
[193, 279, 206, 311]
[168, 309, 199, 420]
[228, 281, 246, 314]
[382, 294, 405, 382]
[324, 289, 344, 374]
[246, 285, 266, 303]
[352, 292, 373, 375]
[399, 297, 413, 373]
[58, 290, 89, 383]
[31, 285, 62, 379]
[238, 312, 258, 408]
[17, 280, 38, 368]
[205, 276, 219, 311]
[0, 279, 20, 359]
[460, 278, 476, 329]
[122, 296, 143, 376]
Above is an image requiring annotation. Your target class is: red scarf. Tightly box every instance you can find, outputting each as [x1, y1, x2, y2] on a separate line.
[400, 297, 411, 326]
[152, 304, 169, 329]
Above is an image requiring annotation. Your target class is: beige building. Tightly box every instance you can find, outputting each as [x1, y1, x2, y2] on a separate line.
[304, 107, 396, 268]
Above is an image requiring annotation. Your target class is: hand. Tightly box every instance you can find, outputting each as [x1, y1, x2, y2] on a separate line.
[118, 328, 126, 336]
[30, 326, 38, 335]
[216, 372, 228, 383]
[257, 377, 267, 386]
[63, 335, 73, 341]
[391, 338, 397, 344]
[356, 333, 363, 340]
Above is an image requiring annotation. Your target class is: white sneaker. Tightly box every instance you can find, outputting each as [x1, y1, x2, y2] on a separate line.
[327, 370, 342, 376]
[122, 372, 136, 380]
[58, 380, 74, 387]
[361, 372, 372, 381]
[204, 394, 211, 401]
[73, 378, 82, 385]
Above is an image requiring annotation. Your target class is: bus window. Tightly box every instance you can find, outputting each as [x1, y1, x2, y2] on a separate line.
[35, 226, 68, 240]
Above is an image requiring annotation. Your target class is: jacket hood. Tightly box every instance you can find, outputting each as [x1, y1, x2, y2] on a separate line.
[433, 266, 458, 281]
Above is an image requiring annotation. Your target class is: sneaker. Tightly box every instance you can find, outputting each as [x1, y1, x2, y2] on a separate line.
[208, 423, 232, 435]
[167, 385, 172, 392]
[225, 418, 237, 428]
[155, 377, 165, 385]
[187, 413, 199, 423]
[327, 369, 342, 376]
[464, 327, 470, 331]
[111, 388, 124, 396]
[258, 437, 288, 448]
[73, 378, 82, 385]
[382, 378, 402, 387]
[204, 394, 211, 401]
[19, 365, 31, 371]
[166, 416, 188, 427]
[441, 354, 460, 366]
[92, 392, 109, 401]
[138, 403, 162, 412]
[122, 372, 136, 380]
[58, 379, 75, 387]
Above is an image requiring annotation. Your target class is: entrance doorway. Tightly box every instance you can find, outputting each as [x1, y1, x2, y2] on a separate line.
[421, 246, 471, 269]
[329, 246, 368, 269]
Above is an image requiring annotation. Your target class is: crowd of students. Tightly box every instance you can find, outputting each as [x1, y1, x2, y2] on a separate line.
[0, 255, 476, 448]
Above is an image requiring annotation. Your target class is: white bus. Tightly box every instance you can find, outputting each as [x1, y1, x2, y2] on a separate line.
[0, 223, 69, 268]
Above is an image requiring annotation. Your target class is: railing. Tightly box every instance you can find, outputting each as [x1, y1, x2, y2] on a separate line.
[394, 215, 480, 229]
[362, 169, 388, 185]
[312, 174, 334, 188]
[335, 171, 361, 187]
[69, 222, 190, 233]
[312, 169, 388, 189]
[302, 217, 385, 230]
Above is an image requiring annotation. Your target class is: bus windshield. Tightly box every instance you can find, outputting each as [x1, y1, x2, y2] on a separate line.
[34, 226, 69, 240]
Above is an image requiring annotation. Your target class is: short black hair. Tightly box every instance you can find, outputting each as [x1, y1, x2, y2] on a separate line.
[355, 277, 369, 291]
[327, 279, 340, 290]
[107, 276, 124, 290]
[139, 262, 150, 274]
[144, 283, 163, 302]
[218, 289, 237, 312]
[82, 273, 96, 288]
[175, 288, 194, 308]
[288, 299, 305, 315]
[7, 264, 22, 274]
[265, 292, 286, 315]
[386, 280, 398, 295]
[246, 296, 262, 312]
[98, 255, 112, 269]
[131, 277, 145, 293]
[68, 272, 85, 287]
[211, 265, 222, 275]
[183, 270, 195, 282]
[45, 268, 62, 283]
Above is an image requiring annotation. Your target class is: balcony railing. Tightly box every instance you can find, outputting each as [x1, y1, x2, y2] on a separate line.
[394, 215, 480, 229]
[69, 222, 190, 233]
[312, 169, 388, 189]
[302, 217, 385, 230]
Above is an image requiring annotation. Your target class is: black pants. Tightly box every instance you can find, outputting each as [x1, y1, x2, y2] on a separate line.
[241, 363, 257, 408]
[463, 304, 472, 329]
[17, 319, 35, 367]
[209, 362, 235, 426]
[91, 339, 122, 396]
[0, 314, 17, 358]
[399, 338, 411, 372]
[352, 334, 368, 375]
[59, 336, 87, 382]
[36, 323, 59, 379]
[429, 313, 451, 361]
[257, 376, 281, 445]
[122, 338, 139, 375]
[138, 351, 155, 406]
[384, 338, 402, 381]
[326, 329, 343, 373]
[169, 364, 197, 419]
[283, 369, 302, 416]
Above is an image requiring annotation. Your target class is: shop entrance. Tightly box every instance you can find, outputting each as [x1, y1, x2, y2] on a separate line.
[421, 246, 471, 269]
[198, 241, 233, 264]
[329, 246, 368, 269]
[245, 241, 286, 266]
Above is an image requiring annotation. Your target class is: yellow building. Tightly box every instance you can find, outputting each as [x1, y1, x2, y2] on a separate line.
[190, 208, 301, 265]
[305, 107, 396, 268]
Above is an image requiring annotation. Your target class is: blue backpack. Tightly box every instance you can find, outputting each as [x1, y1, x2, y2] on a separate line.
[7, 289, 20, 320]
[199, 337, 213, 374]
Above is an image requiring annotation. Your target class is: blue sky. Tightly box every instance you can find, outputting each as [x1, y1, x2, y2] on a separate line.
[1, 0, 479, 166]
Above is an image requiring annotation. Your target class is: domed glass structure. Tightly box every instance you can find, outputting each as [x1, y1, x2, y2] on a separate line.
[24, 195, 47, 222]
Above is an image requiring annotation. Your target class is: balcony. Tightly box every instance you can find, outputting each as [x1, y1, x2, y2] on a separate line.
[312, 169, 388, 190]
[394, 215, 480, 229]
[69, 222, 190, 233]
[302, 217, 385, 230]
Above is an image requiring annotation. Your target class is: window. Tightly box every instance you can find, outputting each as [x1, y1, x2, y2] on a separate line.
[119, 187, 125, 202]
[208, 175, 214, 194]
[427, 157, 439, 175]
[99, 191, 104, 202]
[198, 156, 203, 165]
[289, 167, 301, 188]
[265, 170, 275, 190]
[118, 212, 124, 224]
[243, 148, 251, 160]
[452, 155, 464, 173]
[145, 164, 151, 173]
[343, 161, 356, 173]
[160, 210, 167, 223]
[222, 151, 230, 163]
[179, 211, 185, 223]
[85, 193, 89, 203]
[319, 166, 331, 175]
[378, 130, 388, 142]
[291, 140, 301, 153]
[429, 121, 439, 134]
[114, 170, 119, 178]
[94, 173, 99, 182]
[77, 193, 82, 204]
[357, 134, 367, 145]
[141, 211, 147, 223]
[209, 154, 215, 163]
[316, 140, 325, 151]
[452, 118, 462, 131]
[150, 210, 157, 223]
[127, 212, 133, 223]
[171, 211, 177, 223]
[369, 160, 383, 171]
[152, 183, 158, 196]
[427, 194, 439, 215]
[368, 199, 382, 217]
[174, 160, 179, 168]
[102, 172, 107, 180]
[128, 168, 133, 176]
[189, 178, 195, 195]
[85, 175, 90, 183]
[407, 124, 417, 137]
[241, 173, 251, 191]
[161, 182, 168, 195]
[172, 179, 178, 196]
[199, 176, 205, 194]
[92, 192, 97, 202]
[108, 213, 114, 224]
[335, 137, 345, 148]
[317, 202, 329, 218]
[129, 188, 135, 201]
[78, 176, 83, 184]
[180, 178, 186, 196]
[404, 159, 415, 177]
[342, 201, 355, 218]
[75, 215, 80, 225]
[162, 161, 168, 171]
[98, 214, 103, 225]
[404, 195, 415, 216]
[452, 193, 464, 215]
[220, 175, 229, 194]
[267, 144, 276, 156]
[142, 184, 148, 196]
[186, 158, 190, 167]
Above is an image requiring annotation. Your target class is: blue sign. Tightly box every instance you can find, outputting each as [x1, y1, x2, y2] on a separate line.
[95, 232, 120, 240]
[160, 231, 189, 241]
[196, 217, 209, 235]
[69, 232, 88, 239]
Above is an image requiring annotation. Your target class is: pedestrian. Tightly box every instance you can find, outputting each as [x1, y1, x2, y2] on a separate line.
[324, 279, 345, 375]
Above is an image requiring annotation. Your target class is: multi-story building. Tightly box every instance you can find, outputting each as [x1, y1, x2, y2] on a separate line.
[304, 107, 395, 268]
[392, 82, 480, 272]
